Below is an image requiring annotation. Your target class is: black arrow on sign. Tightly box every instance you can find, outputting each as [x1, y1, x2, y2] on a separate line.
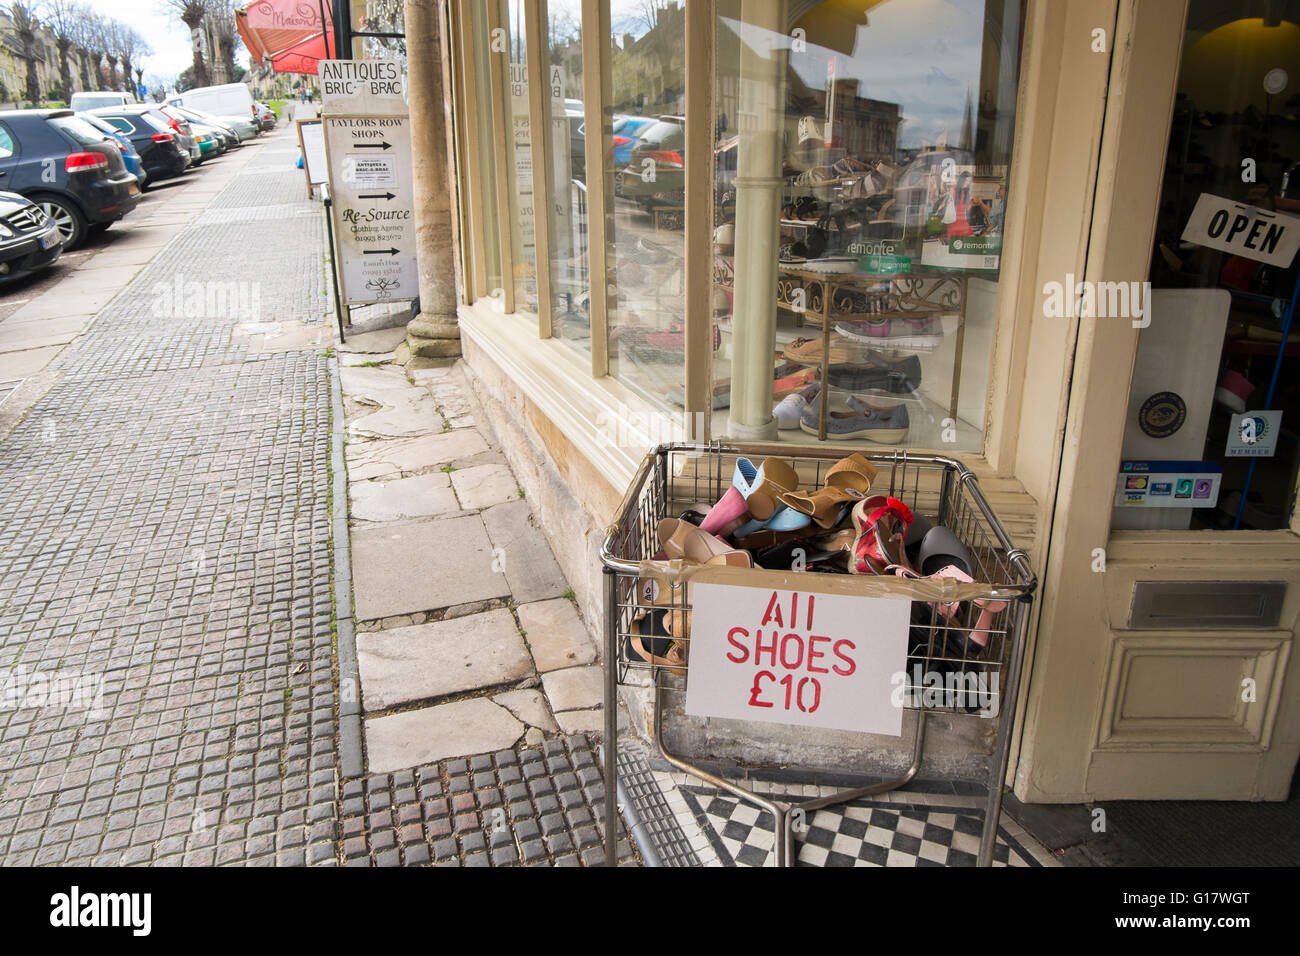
[362, 248, 400, 256]
[358, 192, 396, 200]
[354, 142, 392, 150]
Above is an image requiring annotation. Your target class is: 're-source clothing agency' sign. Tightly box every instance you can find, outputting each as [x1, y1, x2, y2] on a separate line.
[323, 115, 418, 305]
[684, 583, 910, 735]
[1181, 194, 1300, 268]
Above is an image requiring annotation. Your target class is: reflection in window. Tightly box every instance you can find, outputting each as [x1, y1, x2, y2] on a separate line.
[548, 0, 591, 356]
[713, 0, 1022, 451]
[604, 0, 687, 410]
[506, 0, 537, 317]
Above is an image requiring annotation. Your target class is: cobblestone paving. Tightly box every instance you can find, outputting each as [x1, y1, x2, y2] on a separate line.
[342, 735, 633, 867]
[0, 135, 340, 866]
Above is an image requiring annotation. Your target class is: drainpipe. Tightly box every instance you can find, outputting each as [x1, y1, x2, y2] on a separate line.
[727, 0, 788, 441]
[403, 0, 463, 363]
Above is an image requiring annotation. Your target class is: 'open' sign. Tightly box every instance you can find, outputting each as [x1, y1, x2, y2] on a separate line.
[1181, 194, 1300, 268]
[684, 583, 910, 735]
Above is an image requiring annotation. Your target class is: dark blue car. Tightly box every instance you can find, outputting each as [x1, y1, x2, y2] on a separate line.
[79, 111, 147, 189]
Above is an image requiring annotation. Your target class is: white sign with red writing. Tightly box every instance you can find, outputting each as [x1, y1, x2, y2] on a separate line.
[684, 583, 911, 735]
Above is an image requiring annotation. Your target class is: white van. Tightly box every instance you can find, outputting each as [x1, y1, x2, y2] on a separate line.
[70, 91, 133, 111]
[166, 83, 256, 127]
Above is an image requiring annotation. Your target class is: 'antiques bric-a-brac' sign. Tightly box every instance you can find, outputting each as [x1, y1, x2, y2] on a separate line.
[684, 583, 910, 735]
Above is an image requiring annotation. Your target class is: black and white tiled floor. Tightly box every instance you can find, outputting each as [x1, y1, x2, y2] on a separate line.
[619, 744, 1058, 868]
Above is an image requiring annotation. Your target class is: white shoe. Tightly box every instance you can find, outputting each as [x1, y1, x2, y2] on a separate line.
[774, 383, 820, 429]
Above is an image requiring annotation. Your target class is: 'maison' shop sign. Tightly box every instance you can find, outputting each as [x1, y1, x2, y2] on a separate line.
[684, 583, 910, 735]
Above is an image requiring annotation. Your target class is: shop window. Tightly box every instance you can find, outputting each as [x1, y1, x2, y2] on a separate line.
[468, 0, 503, 296]
[548, 0, 592, 357]
[351, 0, 405, 61]
[712, 0, 1022, 452]
[505, 0, 538, 319]
[1120, 4, 1300, 531]
[604, 0, 687, 409]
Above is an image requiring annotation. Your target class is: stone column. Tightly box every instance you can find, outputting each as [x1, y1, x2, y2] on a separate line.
[404, 0, 463, 363]
[726, 0, 788, 440]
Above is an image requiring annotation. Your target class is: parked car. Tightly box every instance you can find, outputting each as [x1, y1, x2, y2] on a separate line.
[170, 104, 256, 143]
[180, 115, 233, 154]
[619, 116, 685, 211]
[154, 106, 202, 165]
[90, 106, 192, 185]
[254, 101, 277, 130]
[0, 190, 62, 283]
[78, 112, 147, 189]
[166, 83, 259, 132]
[0, 109, 140, 249]
[69, 91, 133, 111]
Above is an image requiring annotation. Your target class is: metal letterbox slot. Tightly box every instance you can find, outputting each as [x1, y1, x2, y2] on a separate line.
[1129, 581, 1285, 629]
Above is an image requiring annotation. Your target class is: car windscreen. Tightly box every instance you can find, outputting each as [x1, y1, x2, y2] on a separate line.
[47, 115, 112, 147]
[72, 94, 126, 110]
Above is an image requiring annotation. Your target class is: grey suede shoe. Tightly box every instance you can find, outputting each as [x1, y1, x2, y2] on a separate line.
[799, 395, 909, 443]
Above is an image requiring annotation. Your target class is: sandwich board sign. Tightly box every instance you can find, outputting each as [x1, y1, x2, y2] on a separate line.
[322, 114, 418, 304]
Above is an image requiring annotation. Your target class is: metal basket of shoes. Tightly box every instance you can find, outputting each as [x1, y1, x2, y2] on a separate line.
[598, 442, 1038, 867]
[602, 444, 1034, 703]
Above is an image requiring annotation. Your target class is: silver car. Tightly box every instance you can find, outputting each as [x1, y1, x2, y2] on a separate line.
[173, 105, 258, 143]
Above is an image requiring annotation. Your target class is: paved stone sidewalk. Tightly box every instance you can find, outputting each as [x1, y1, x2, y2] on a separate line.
[335, 332, 633, 865]
[0, 122, 629, 867]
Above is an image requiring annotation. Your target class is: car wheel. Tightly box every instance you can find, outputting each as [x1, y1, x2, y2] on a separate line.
[33, 195, 87, 250]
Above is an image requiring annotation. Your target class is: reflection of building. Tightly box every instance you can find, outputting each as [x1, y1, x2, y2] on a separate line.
[611, 2, 685, 115]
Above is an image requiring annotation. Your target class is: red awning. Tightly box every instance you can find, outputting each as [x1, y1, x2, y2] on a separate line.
[236, 0, 335, 75]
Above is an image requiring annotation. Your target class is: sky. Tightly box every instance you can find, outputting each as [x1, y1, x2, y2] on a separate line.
[80, 0, 227, 87]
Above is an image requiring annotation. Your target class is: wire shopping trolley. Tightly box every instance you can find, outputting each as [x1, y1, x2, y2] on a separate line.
[599, 443, 1037, 867]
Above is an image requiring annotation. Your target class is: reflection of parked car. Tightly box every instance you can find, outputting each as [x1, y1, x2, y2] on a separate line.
[0, 191, 62, 282]
[91, 106, 192, 185]
[619, 116, 685, 210]
[609, 115, 656, 170]
[0, 109, 141, 249]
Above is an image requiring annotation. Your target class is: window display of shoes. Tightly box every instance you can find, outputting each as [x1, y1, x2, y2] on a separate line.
[835, 316, 945, 351]
[799, 393, 910, 443]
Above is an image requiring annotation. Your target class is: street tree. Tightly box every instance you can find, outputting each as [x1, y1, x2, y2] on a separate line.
[8, 2, 42, 103]
[166, 0, 211, 89]
[42, 0, 81, 98]
[68, 3, 95, 91]
[117, 26, 151, 97]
